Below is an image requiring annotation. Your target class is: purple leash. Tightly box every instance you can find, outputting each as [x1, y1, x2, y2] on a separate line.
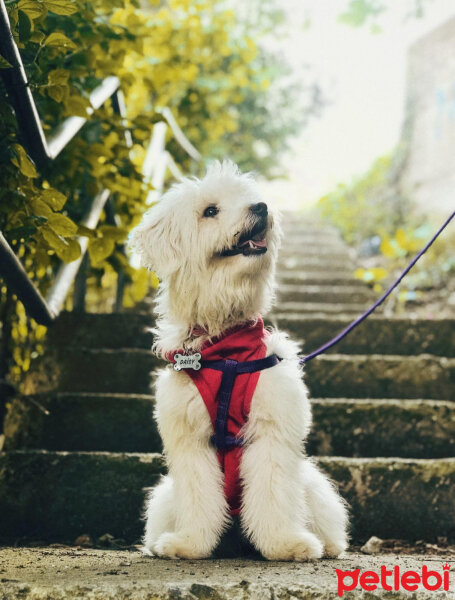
[300, 209, 455, 364]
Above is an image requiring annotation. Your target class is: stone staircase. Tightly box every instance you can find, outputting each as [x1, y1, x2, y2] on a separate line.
[1, 215, 454, 549]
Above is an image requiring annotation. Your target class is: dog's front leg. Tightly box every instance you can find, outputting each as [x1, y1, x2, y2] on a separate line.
[152, 370, 229, 559]
[239, 362, 323, 561]
[240, 435, 323, 561]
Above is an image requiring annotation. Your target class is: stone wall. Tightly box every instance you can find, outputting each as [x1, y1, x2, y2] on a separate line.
[401, 16, 455, 215]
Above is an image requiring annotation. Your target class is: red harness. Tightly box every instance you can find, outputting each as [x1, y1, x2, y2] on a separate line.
[168, 319, 273, 514]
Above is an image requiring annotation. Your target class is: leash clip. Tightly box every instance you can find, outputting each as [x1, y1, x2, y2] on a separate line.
[173, 352, 202, 371]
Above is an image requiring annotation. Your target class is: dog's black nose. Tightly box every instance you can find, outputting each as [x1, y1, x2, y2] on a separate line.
[250, 202, 268, 216]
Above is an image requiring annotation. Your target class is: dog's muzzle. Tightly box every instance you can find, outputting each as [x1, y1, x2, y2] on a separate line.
[219, 207, 269, 257]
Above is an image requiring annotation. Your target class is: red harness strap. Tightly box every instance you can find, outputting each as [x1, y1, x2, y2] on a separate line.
[168, 319, 268, 514]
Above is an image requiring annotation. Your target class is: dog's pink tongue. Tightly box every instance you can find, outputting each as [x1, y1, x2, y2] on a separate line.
[239, 239, 266, 248]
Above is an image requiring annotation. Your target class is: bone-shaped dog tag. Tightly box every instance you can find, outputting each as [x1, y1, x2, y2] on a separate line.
[173, 352, 202, 371]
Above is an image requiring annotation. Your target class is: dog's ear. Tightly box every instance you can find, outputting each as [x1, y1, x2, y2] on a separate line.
[128, 200, 183, 277]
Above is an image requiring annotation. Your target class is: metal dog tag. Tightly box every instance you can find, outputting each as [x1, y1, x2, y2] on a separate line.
[173, 352, 202, 371]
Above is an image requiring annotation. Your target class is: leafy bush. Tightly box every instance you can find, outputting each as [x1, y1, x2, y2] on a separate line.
[0, 0, 305, 381]
[317, 151, 455, 301]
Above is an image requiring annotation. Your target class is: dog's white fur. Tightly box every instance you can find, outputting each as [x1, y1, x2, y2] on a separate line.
[130, 160, 349, 560]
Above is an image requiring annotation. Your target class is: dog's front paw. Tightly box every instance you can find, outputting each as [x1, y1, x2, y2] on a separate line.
[153, 532, 211, 559]
[324, 539, 349, 558]
[263, 531, 324, 562]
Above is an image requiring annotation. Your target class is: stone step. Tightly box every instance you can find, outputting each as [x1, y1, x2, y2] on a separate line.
[281, 223, 340, 237]
[278, 257, 354, 272]
[0, 451, 165, 542]
[306, 355, 455, 400]
[278, 271, 365, 287]
[37, 314, 454, 358]
[21, 350, 454, 398]
[0, 451, 453, 542]
[3, 393, 161, 453]
[278, 284, 374, 304]
[309, 399, 455, 458]
[45, 312, 154, 349]
[279, 249, 352, 262]
[5, 393, 454, 459]
[20, 348, 161, 395]
[272, 315, 455, 357]
[272, 301, 371, 314]
[2, 548, 453, 600]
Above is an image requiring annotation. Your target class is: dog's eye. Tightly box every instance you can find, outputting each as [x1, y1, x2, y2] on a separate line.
[203, 205, 219, 218]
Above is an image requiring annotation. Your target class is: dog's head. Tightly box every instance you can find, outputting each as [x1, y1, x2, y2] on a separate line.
[129, 160, 281, 332]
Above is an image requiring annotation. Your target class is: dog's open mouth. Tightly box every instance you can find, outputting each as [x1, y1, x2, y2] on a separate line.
[219, 220, 268, 257]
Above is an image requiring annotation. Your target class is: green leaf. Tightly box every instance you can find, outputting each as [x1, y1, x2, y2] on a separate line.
[18, 0, 45, 20]
[88, 237, 115, 265]
[39, 188, 67, 210]
[65, 95, 90, 117]
[48, 68, 69, 85]
[57, 237, 81, 262]
[29, 31, 45, 43]
[18, 10, 32, 43]
[44, 0, 77, 15]
[98, 224, 127, 242]
[44, 32, 77, 50]
[41, 225, 80, 261]
[0, 54, 12, 69]
[76, 224, 96, 238]
[47, 84, 67, 103]
[12, 144, 38, 178]
[41, 224, 67, 251]
[29, 197, 53, 217]
[47, 212, 78, 236]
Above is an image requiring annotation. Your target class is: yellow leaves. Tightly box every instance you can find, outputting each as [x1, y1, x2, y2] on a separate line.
[150, 271, 159, 289]
[29, 197, 53, 218]
[380, 229, 422, 259]
[11, 144, 38, 178]
[44, 0, 77, 16]
[65, 95, 90, 117]
[48, 68, 70, 85]
[44, 32, 77, 50]
[88, 225, 126, 266]
[380, 236, 396, 258]
[39, 188, 67, 211]
[0, 54, 12, 69]
[18, 0, 45, 20]
[354, 267, 388, 284]
[88, 237, 114, 265]
[122, 269, 158, 308]
[47, 213, 78, 236]
[41, 225, 81, 262]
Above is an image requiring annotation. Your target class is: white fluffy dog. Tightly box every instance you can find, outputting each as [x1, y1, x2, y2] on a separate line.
[129, 160, 348, 560]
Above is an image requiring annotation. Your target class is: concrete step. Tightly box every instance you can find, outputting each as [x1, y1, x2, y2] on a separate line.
[45, 312, 154, 349]
[278, 257, 354, 272]
[278, 284, 374, 304]
[20, 348, 161, 395]
[5, 393, 454, 459]
[272, 315, 455, 357]
[279, 249, 352, 262]
[0, 451, 453, 542]
[21, 350, 454, 398]
[3, 393, 161, 453]
[306, 355, 455, 400]
[0, 451, 165, 542]
[37, 313, 454, 359]
[272, 301, 372, 314]
[2, 548, 453, 600]
[278, 271, 365, 287]
[309, 399, 455, 458]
